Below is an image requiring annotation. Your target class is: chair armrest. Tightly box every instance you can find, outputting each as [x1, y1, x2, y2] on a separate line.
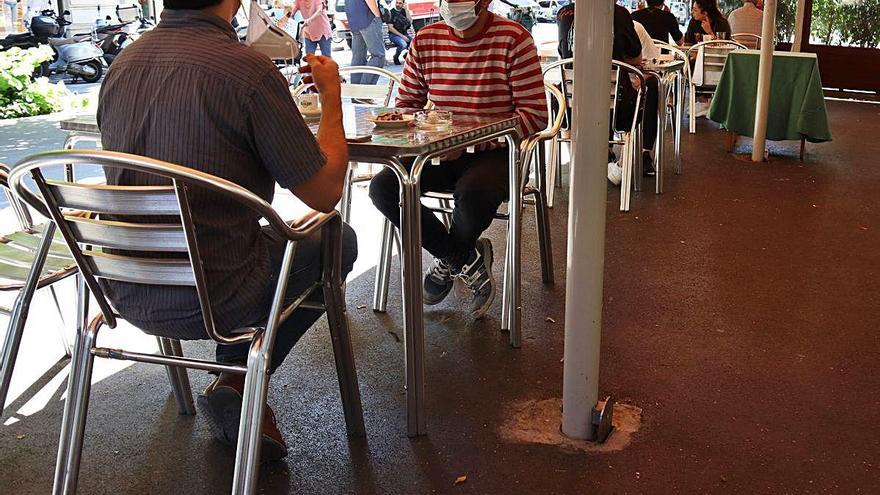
[269, 208, 341, 241]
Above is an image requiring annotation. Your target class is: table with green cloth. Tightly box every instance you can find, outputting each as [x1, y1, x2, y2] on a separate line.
[708, 50, 832, 144]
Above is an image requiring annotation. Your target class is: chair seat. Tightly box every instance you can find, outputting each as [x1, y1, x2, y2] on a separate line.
[0, 223, 76, 290]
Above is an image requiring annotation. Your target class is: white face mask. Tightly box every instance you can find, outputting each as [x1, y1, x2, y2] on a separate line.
[440, 0, 481, 31]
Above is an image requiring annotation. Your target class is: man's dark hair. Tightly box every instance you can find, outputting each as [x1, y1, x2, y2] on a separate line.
[646, 0, 665, 7]
[163, 0, 224, 10]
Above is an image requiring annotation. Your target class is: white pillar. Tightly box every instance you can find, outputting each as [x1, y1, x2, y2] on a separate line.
[751, 0, 778, 162]
[792, 0, 807, 52]
[561, 0, 613, 440]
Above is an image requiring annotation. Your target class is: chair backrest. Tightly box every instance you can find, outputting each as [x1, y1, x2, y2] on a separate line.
[610, 60, 647, 139]
[8, 150, 294, 345]
[542, 58, 574, 129]
[731, 32, 762, 49]
[687, 40, 748, 87]
[292, 66, 402, 107]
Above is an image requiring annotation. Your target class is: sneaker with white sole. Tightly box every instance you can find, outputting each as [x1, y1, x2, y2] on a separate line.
[456, 238, 496, 319]
[423, 257, 454, 305]
[607, 161, 622, 185]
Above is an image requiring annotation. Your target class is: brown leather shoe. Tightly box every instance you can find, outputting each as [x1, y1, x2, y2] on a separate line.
[196, 372, 288, 461]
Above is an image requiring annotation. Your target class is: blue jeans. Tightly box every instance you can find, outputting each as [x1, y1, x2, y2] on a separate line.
[349, 16, 386, 84]
[216, 223, 358, 373]
[304, 36, 333, 57]
[389, 33, 410, 59]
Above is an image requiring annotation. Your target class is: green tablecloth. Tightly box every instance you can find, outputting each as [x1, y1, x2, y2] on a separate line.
[708, 50, 832, 143]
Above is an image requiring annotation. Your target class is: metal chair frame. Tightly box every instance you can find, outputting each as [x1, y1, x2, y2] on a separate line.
[292, 65, 403, 223]
[686, 39, 748, 134]
[9, 150, 365, 495]
[0, 163, 79, 417]
[371, 83, 566, 322]
[731, 32, 764, 49]
[652, 40, 689, 174]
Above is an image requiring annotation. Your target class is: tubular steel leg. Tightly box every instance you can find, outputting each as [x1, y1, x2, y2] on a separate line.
[506, 136, 522, 348]
[547, 137, 559, 208]
[533, 190, 554, 284]
[501, 238, 511, 331]
[399, 160, 427, 437]
[157, 338, 196, 416]
[655, 78, 667, 195]
[0, 223, 57, 417]
[340, 164, 355, 223]
[634, 121, 644, 193]
[674, 72, 684, 174]
[689, 82, 696, 134]
[49, 285, 72, 358]
[372, 218, 394, 313]
[231, 333, 270, 495]
[321, 219, 365, 437]
[53, 281, 95, 495]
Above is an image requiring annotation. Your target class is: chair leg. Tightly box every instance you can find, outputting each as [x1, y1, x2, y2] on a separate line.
[533, 190, 554, 285]
[555, 143, 564, 189]
[372, 218, 394, 313]
[501, 237, 511, 331]
[49, 285, 72, 358]
[339, 164, 355, 224]
[230, 332, 270, 495]
[321, 220, 365, 437]
[689, 84, 696, 134]
[634, 123, 644, 193]
[547, 138, 559, 208]
[53, 285, 98, 495]
[0, 229, 58, 417]
[157, 337, 196, 416]
[620, 134, 633, 212]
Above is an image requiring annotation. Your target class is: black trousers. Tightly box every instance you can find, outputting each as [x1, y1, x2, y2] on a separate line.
[613, 78, 660, 151]
[368, 149, 509, 269]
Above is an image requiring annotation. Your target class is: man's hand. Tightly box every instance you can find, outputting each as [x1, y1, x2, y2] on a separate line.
[299, 54, 341, 101]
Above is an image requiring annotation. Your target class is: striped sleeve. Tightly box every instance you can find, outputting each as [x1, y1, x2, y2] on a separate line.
[396, 34, 429, 109]
[508, 32, 548, 139]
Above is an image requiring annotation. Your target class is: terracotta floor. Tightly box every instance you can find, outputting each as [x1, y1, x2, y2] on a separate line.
[0, 99, 878, 494]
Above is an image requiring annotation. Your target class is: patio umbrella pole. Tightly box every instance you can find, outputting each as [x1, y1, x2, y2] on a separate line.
[751, 0, 778, 162]
[560, 0, 613, 441]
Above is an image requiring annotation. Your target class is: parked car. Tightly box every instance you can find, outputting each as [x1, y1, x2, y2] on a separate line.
[492, 0, 539, 31]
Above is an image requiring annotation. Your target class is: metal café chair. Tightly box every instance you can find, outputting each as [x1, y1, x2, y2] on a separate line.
[9, 150, 365, 495]
[652, 39, 689, 174]
[610, 61, 647, 212]
[686, 39, 748, 134]
[291, 66, 402, 223]
[541, 58, 574, 209]
[372, 82, 566, 344]
[731, 32, 763, 49]
[0, 163, 78, 417]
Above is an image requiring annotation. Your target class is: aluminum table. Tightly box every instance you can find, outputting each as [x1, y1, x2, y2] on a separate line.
[642, 59, 686, 194]
[60, 107, 521, 438]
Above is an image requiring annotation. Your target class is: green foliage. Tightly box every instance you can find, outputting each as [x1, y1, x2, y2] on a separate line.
[0, 45, 85, 119]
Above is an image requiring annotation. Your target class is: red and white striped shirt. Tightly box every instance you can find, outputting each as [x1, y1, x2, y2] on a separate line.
[397, 15, 548, 142]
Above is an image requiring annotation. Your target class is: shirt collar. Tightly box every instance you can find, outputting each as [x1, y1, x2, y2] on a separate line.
[158, 9, 238, 41]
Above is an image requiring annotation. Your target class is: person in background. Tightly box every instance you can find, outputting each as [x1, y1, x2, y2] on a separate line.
[98, 0, 353, 460]
[3, 0, 20, 33]
[285, 0, 334, 57]
[685, 0, 731, 43]
[369, 0, 548, 319]
[728, 0, 763, 46]
[631, 0, 684, 46]
[345, 0, 385, 84]
[387, 0, 412, 65]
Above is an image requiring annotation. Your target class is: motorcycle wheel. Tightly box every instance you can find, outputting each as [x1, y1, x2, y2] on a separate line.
[80, 60, 103, 83]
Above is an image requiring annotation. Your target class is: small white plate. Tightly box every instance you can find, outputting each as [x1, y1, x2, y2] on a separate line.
[300, 108, 321, 120]
[366, 113, 415, 128]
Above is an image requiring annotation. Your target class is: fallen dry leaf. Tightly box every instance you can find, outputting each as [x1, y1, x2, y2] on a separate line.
[545, 317, 556, 323]
[387, 330, 401, 343]
[16, 435, 25, 440]
[356, 304, 367, 310]
[454, 475, 467, 485]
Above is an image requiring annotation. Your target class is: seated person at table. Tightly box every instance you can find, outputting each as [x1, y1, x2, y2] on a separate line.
[685, 0, 732, 43]
[558, 4, 657, 177]
[728, 0, 763, 46]
[369, 0, 547, 318]
[387, 0, 412, 65]
[97, 0, 352, 461]
[631, 0, 684, 46]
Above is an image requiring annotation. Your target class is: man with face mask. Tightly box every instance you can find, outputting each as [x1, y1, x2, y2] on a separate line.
[369, 0, 548, 319]
[97, 0, 353, 461]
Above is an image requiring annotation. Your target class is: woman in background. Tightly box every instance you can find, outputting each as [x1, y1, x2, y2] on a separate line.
[283, 0, 333, 57]
[685, 0, 731, 43]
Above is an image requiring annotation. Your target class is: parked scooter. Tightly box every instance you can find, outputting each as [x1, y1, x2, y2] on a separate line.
[0, 10, 106, 83]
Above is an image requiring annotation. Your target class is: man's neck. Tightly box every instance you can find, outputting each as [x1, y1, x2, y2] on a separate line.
[203, 3, 237, 24]
[452, 11, 490, 39]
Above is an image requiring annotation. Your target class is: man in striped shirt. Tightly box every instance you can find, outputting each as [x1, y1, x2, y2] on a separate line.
[369, 0, 547, 319]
